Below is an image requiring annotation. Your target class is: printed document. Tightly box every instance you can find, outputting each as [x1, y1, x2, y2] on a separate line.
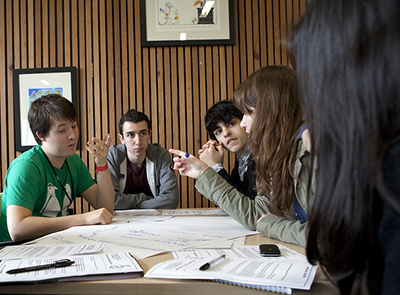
[145, 245, 317, 292]
[0, 243, 104, 260]
[172, 244, 306, 261]
[0, 252, 143, 284]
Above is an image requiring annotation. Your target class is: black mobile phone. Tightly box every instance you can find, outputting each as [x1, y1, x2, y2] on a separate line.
[259, 244, 281, 257]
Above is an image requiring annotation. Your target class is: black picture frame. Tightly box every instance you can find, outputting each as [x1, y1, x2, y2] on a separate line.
[13, 67, 78, 152]
[140, 0, 235, 47]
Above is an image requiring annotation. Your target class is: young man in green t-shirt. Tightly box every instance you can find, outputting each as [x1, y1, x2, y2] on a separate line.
[0, 94, 114, 242]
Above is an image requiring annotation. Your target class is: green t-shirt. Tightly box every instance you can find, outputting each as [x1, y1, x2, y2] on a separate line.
[0, 145, 96, 242]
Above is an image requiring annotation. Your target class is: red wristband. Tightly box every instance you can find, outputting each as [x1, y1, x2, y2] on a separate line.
[95, 163, 108, 173]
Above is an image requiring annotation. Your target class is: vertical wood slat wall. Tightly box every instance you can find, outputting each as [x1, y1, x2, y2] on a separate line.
[0, 0, 306, 212]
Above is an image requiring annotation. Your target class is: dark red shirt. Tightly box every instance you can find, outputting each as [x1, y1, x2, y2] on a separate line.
[124, 160, 153, 197]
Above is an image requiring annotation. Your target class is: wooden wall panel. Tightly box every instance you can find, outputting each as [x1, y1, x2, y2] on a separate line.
[0, 0, 306, 212]
[6, 0, 14, 168]
[0, 0, 7, 180]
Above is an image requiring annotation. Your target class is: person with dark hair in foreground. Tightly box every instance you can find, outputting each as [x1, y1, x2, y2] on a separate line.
[291, 0, 400, 293]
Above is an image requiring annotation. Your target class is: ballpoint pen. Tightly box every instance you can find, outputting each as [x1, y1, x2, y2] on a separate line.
[183, 153, 190, 159]
[6, 259, 75, 274]
[199, 254, 226, 271]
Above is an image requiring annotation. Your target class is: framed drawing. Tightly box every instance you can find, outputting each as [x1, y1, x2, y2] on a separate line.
[13, 67, 77, 152]
[141, 0, 235, 46]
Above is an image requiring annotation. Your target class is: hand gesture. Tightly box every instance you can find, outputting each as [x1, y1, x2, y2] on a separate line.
[169, 149, 209, 179]
[86, 135, 111, 166]
[198, 140, 224, 167]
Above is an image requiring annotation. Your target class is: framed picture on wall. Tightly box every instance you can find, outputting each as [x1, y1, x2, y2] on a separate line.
[13, 67, 77, 152]
[140, 0, 235, 46]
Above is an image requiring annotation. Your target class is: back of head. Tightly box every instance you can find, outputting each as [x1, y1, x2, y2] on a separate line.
[119, 109, 151, 136]
[235, 66, 303, 215]
[293, 0, 400, 146]
[204, 100, 243, 141]
[28, 94, 77, 145]
[292, 0, 400, 293]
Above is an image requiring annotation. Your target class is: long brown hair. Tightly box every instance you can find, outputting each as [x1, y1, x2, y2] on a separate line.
[235, 66, 304, 217]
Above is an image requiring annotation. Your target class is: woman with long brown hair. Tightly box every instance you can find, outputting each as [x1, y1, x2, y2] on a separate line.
[170, 65, 314, 247]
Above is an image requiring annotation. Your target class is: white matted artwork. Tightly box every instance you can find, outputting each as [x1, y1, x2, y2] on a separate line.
[141, 0, 235, 46]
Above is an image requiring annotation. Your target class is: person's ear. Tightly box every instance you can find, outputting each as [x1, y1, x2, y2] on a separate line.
[118, 134, 124, 144]
[36, 132, 46, 142]
[148, 129, 152, 140]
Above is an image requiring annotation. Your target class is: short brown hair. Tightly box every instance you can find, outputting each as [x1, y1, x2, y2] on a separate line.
[119, 109, 151, 137]
[28, 94, 77, 145]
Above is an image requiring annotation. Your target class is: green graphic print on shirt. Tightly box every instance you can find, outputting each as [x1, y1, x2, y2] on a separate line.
[0, 145, 96, 241]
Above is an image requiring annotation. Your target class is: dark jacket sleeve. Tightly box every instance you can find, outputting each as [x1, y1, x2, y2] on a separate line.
[217, 158, 257, 200]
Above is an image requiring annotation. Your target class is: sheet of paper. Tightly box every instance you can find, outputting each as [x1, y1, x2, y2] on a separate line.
[194, 236, 247, 248]
[30, 216, 256, 259]
[0, 243, 104, 260]
[114, 209, 161, 217]
[162, 209, 226, 216]
[232, 236, 246, 247]
[113, 209, 161, 222]
[194, 239, 235, 248]
[114, 216, 173, 223]
[172, 244, 306, 261]
[0, 252, 143, 284]
[145, 255, 317, 290]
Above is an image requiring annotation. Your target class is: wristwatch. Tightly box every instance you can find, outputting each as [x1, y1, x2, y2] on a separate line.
[211, 163, 224, 173]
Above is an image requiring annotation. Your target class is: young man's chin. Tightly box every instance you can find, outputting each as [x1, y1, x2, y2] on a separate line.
[226, 146, 238, 154]
[66, 150, 77, 157]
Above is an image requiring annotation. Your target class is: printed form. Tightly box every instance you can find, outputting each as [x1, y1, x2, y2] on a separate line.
[0, 252, 143, 284]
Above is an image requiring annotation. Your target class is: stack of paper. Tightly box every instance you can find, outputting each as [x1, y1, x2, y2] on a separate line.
[145, 245, 318, 294]
[0, 244, 143, 285]
[0, 243, 105, 260]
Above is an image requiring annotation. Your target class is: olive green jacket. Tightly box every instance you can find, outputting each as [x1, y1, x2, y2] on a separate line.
[195, 141, 315, 247]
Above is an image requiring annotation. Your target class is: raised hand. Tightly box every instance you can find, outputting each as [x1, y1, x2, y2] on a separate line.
[86, 135, 111, 166]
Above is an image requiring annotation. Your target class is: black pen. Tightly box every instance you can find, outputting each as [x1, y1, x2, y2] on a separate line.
[6, 259, 75, 274]
[199, 254, 226, 271]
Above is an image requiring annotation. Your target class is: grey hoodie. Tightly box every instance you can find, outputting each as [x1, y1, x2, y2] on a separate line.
[107, 143, 179, 209]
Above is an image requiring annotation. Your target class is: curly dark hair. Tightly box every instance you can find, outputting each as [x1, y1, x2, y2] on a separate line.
[204, 100, 243, 141]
